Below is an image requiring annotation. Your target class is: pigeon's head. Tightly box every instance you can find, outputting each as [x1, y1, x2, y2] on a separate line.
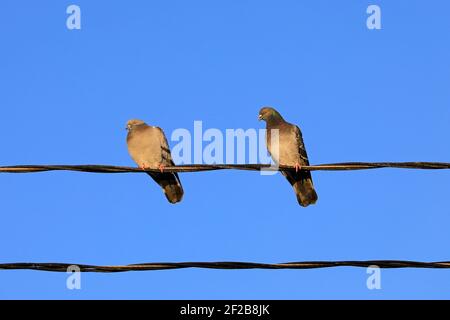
[258, 107, 283, 122]
[126, 119, 146, 131]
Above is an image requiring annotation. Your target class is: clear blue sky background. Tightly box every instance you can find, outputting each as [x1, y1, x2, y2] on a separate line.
[0, 0, 449, 299]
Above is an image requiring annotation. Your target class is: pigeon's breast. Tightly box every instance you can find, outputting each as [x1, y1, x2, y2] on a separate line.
[127, 127, 162, 167]
[277, 128, 300, 165]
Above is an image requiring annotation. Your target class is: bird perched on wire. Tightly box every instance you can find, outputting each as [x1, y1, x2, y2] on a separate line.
[258, 107, 318, 207]
[126, 119, 184, 204]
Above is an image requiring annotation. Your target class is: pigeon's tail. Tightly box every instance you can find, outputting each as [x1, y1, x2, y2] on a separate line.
[148, 172, 184, 204]
[283, 171, 318, 207]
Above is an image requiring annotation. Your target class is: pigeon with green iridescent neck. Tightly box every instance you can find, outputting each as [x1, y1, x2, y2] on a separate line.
[258, 107, 318, 207]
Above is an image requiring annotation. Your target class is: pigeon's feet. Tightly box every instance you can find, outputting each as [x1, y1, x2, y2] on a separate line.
[158, 164, 165, 173]
[294, 162, 302, 173]
[140, 164, 148, 171]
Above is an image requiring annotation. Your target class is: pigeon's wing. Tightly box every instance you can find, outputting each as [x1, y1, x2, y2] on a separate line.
[293, 125, 310, 165]
[155, 127, 175, 166]
[280, 123, 318, 207]
[148, 127, 184, 204]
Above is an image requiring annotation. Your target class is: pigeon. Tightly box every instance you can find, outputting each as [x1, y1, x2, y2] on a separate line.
[258, 107, 318, 207]
[126, 119, 183, 204]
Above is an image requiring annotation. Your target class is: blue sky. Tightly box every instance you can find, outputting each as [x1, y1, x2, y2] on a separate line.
[0, 0, 449, 299]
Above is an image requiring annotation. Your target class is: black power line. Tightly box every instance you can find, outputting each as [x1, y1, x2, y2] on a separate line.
[1, 260, 450, 273]
[0, 162, 449, 173]
[1, 161, 448, 274]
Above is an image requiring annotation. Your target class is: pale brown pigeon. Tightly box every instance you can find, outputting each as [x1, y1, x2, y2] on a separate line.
[126, 119, 183, 204]
[258, 107, 318, 207]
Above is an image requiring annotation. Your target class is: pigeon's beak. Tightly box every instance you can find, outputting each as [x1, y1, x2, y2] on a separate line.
[258, 114, 263, 121]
